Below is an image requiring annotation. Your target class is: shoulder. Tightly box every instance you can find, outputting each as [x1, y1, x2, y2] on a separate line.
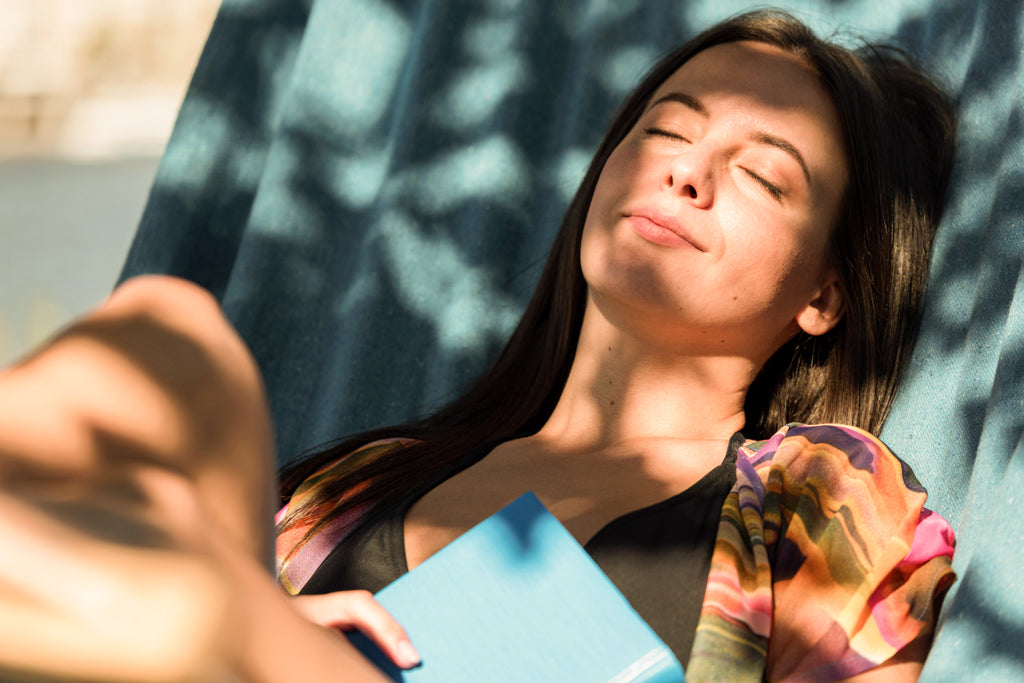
[733, 423, 951, 570]
[276, 437, 418, 523]
[739, 423, 925, 497]
[744, 422, 895, 459]
[275, 436, 421, 593]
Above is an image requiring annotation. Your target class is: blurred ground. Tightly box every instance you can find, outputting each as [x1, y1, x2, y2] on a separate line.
[0, 0, 219, 365]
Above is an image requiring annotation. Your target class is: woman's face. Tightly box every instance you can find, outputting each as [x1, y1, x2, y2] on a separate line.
[580, 40, 848, 359]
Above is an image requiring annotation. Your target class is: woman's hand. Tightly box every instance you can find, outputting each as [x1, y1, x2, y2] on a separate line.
[290, 591, 422, 670]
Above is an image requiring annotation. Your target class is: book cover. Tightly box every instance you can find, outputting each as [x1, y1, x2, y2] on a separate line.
[348, 492, 685, 682]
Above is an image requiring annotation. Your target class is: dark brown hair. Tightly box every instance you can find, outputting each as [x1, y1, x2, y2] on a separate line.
[278, 9, 956, 545]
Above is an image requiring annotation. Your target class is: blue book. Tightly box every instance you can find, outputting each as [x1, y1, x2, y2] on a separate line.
[348, 492, 685, 682]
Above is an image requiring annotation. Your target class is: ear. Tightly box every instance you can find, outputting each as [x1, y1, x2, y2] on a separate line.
[795, 270, 845, 336]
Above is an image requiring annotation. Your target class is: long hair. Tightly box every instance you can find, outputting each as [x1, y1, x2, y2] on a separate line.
[278, 10, 956, 546]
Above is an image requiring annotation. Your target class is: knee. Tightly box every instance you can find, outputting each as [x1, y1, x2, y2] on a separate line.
[104, 274, 267, 420]
[99, 275, 257, 383]
[24, 274, 271, 467]
[0, 275, 275, 564]
[105, 275, 229, 340]
[104, 278, 277, 560]
[0, 276, 239, 472]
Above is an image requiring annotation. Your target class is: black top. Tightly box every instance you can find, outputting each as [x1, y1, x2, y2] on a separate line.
[300, 433, 742, 666]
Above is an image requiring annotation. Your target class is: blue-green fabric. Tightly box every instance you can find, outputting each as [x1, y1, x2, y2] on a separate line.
[120, 0, 1024, 679]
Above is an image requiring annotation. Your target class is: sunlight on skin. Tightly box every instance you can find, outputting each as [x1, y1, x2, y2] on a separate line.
[0, 277, 260, 680]
[0, 276, 394, 682]
[0, 492, 233, 682]
[114, 0, 1024, 677]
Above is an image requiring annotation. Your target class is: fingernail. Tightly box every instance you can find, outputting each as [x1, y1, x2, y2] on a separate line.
[396, 639, 422, 668]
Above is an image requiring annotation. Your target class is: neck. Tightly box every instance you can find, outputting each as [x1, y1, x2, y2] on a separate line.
[536, 296, 753, 451]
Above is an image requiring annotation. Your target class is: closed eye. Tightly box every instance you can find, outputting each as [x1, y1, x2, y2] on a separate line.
[643, 126, 690, 143]
[742, 168, 784, 201]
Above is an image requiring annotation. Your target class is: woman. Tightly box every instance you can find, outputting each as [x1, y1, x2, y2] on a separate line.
[276, 8, 957, 682]
[0, 8, 954, 683]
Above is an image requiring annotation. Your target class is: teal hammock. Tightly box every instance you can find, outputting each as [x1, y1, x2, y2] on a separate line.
[121, 1, 1024, 680]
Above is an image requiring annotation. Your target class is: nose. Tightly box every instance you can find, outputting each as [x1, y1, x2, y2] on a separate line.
[664, 147, 714, 208]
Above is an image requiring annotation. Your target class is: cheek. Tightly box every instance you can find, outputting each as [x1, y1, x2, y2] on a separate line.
[738, 232, 829, 313]
[580, 146, 635, 278]
[579, 204, 611, 289]
[715, 204, 826, 301]
[593, 140, 647, 201]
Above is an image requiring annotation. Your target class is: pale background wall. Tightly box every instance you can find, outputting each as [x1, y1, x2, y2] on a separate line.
[0, 0, 219, 365]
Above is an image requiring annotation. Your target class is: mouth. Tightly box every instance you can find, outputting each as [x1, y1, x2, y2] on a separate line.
[625, 208, 707, 252]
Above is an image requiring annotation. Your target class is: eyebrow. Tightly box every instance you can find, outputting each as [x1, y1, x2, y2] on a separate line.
[649, 91, 813, 184]
[649, 92, 708, 117]
[753, 132, 811, 183]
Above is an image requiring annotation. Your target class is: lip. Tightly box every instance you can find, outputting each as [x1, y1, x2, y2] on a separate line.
[625, 208, 707, 251]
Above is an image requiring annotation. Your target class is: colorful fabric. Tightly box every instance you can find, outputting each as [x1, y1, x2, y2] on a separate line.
[275, 424, 955, 681]
[276, 439, 413, 594]
[686, 424, 955, 682]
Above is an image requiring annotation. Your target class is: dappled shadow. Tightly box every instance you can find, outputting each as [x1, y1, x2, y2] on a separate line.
[123, 0, 712, 458]
[879, 5, 1024, 678]
[120, 0, 1024, 678]
[121, 0, 313, 299]
[881, 0, 1024, 527]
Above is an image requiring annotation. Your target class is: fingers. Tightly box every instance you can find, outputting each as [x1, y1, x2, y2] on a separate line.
[290, 591, 422, 669]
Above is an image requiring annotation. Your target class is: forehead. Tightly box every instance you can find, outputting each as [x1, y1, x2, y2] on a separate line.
[652, 41, 830, 116]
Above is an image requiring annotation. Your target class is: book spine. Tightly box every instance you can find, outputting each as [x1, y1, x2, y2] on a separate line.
[607, 648, 685, 683]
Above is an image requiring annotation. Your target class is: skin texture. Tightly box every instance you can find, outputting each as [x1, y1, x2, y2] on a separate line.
[0, 276, 414, 682]
[580, 41, 848, 361]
